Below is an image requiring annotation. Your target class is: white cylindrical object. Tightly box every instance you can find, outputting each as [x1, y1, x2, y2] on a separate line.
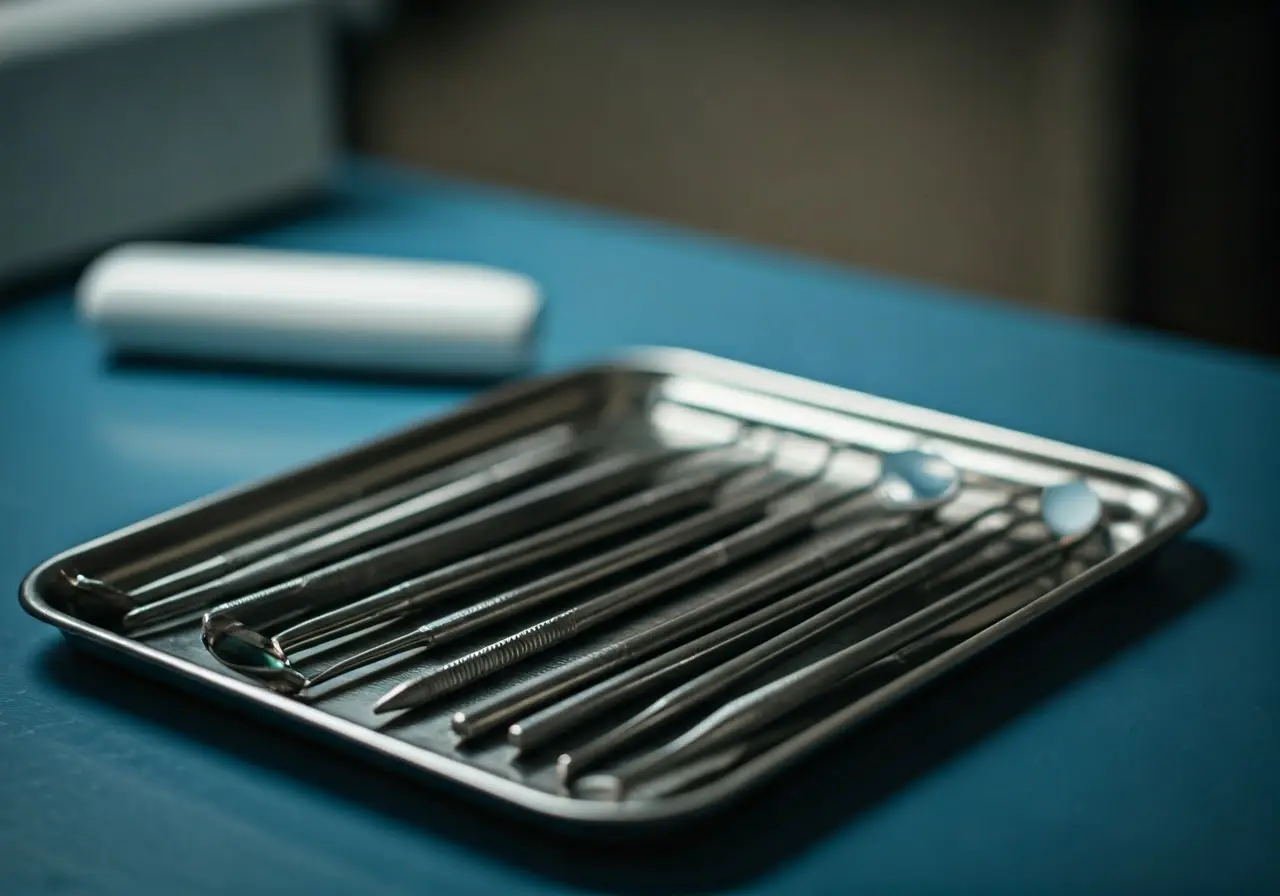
[77, 243, 543, 377]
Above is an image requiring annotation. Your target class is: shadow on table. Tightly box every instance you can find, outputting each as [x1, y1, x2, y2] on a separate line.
[105, 351, 513, 393]
[37, 537, 1233, 893]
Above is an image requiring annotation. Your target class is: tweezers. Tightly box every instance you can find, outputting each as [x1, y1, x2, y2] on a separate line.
[590, 538, 1069, 795]
[554, 501, 1032, 781]
[504, 522, 1034, 752]
[576, 571, 1057, 802]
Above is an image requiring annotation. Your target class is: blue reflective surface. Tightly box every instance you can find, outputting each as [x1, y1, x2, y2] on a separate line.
[2, 159, 1278, 894]
[876, 449, 961, 509]
[1042, 480, 1104, 540]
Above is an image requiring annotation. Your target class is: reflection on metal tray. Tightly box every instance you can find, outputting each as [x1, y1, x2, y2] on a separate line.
[18, 348, 1206, 831]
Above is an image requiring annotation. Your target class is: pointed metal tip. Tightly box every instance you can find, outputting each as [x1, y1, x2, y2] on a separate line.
[51, 569, 138, 631]
[122, 589, 210, 631]
[62, 569, 129, 597]
[451, 710, 477, 740]
[506, 723, 525, 748]
[372, 681, 420, 714]
[119, 606, 155, 630]
[555, 752, 576, 784]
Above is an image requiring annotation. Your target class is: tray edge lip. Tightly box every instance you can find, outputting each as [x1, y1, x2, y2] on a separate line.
[33, 363, 620, 582]
[612, 345, 1209, 518]
[16, 345, 1210, 830]
[17, 556, 685, 826]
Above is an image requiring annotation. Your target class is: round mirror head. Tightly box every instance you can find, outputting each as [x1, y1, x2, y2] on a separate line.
[875, 450, 961, 510]
[202, 619, 307, 693]
[1041, 480, 1103, 540]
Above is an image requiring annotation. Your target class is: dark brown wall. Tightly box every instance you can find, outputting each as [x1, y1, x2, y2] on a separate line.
[344, 0, 1277, 355]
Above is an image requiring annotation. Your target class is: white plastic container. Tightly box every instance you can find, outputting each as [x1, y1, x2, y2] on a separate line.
[78, 243, 544, 378]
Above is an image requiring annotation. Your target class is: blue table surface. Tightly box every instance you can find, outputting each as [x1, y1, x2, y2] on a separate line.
[2, 159, 1277, 894]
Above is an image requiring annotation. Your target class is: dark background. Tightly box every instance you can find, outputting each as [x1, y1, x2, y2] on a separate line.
[338, 0, 1277, 357]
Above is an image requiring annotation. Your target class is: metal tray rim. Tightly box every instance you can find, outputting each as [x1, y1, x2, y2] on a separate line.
[618, 346, 1209, 505]
[18, 346, 1209, 831]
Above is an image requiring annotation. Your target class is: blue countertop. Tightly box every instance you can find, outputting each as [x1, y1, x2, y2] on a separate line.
[2, 160, 1277, 893]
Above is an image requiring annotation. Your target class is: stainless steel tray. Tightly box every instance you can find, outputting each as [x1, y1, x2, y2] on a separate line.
[18, 348, 1206, 831]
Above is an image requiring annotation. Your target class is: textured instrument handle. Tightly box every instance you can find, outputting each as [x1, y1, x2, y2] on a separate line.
[409, 611, 584, 704]
[451, 637, 636, 740]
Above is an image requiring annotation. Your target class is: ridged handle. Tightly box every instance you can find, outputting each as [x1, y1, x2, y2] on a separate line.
[451, 637, 637, 740]
[413, 611, 583, 702]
